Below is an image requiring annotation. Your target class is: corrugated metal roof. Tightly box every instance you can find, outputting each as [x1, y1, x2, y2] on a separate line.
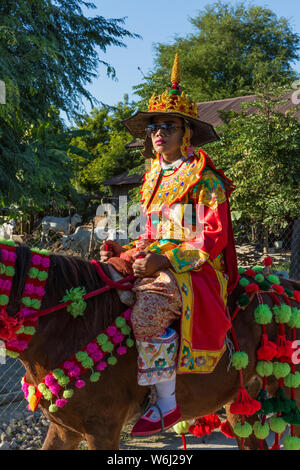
[102, 171, 143, 186]
[126, 91, 300, 148]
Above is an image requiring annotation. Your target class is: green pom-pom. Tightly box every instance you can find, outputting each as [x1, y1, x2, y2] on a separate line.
[234, 422, 252, 438]
[0, 238, 15, 246]
[232, 352, 249, 370]
[269, 416, 287, 433]
[28, 385, 36, 398]
[38, 383, 47, 393]
[238, 293, 250, 306]
[31, 298, 41, 309]
[31, 247, 49, 255]
[254, 274, 265, 283]
[107, 356, 117, 365]
[5, 266, 15, 277]
[284, 372, 300, 388]
[267, 274, 280, 285]
[37, 270, 48, 281]
[43, 390, 53, 401]
[49, 404, 58, 413]
[28, 267, 39, 278]
[23, 326, 36, 335]
[16, 325, 25, 334]
[0, 294, 9, 306]
[239, 277, 250, 287]
[238, 267, 246, 274]
[283, 435, 300, 450]
[252, 266, 263, 273]
[284, 288, 294, 297]
[256, 360, 273, 377]
[102, 341, 114, 353]
[273, 362, 291, 379]
[57, 376, 70, 387]
[81, 358, 94, 369]
[254, 304, 273, 324]
[97, 333, 109, 346]
[90, 372, 101, 382]
[63, 389, 74, 399]
[259, 281, 271, 291]
[288, 308, 300, 328]
[253, 421, 269, 439]
[273, 304, 291, 324]
[115, 316, 126, 328]
[75, 351, 89, 362]
[126, 338, 134, 348]
[121, 325, 131, 335]
[6, 350, 19, 358]
[173, 421, 190, 434]
[281, 404, 300, 425]
[53, 368, 65, 379]
[22, 296, 32, 307]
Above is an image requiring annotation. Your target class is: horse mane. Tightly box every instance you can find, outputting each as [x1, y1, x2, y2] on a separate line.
[7, 244, 125, 369]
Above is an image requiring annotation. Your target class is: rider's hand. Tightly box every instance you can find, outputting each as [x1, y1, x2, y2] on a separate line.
[99, 240, 124, 262]
[132, 251, 171, 278]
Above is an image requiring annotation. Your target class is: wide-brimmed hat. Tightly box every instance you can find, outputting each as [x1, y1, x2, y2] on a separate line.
[122, 54, 219, 147]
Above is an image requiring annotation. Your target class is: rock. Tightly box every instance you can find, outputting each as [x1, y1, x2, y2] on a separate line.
[0, 442, 10, 450]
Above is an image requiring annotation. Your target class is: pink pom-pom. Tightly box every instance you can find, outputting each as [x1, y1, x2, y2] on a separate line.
[32, 255, 42, 266]
[49, 384, 62, 395]
[1, 249, 8, 261]
[41, 257, 50, 268]
[107, 325, 117, 337]
[123, 309, 132, 321]
[117, 346, 127, 356]
[112, 332, 124, 344]
[63, 361, 75, 370]
[86, 343, 98, 354]
[35, 286, 45, 297]
[19, 308, 36, 319]
[2, 279, 12, 291]
[90, 351, 103, 362]
[44, 374, 57, 386]
[75, 379, 85, 389]
[8, 252, 16, 263]
[68, 366, 81, 378]
[56, 398, 68, 408]
[96, 361, 107, 371]
[24, 283, 35, 295]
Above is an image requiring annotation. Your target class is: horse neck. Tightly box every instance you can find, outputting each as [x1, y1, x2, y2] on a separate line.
[18, 254, 124, 383]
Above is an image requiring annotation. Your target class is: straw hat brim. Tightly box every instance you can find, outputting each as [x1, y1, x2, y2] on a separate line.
[121, 111, 219, 147]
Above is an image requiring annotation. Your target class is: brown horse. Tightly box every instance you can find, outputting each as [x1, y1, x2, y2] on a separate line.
[3, 244, 300, 450]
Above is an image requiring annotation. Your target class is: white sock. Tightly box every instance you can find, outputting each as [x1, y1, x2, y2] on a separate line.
[155, 377, 177, 414]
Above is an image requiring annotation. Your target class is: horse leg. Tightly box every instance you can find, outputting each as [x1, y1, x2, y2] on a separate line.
[42, 422, 82, 450]
[84, 419, 123, 450]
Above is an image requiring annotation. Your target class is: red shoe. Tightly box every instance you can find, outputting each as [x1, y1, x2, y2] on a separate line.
[131, 403, 182, 437]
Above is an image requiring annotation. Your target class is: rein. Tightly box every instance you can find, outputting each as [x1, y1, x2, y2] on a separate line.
[23, 260, 135, 321]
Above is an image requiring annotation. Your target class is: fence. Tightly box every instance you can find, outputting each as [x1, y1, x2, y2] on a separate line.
[0, 215, 299, 422]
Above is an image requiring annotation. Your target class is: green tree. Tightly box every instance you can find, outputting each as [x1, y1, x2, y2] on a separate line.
[70, 95, 144, 193]
[206, 83, 300, 235]
[134, 1, 300, 107]
[0, 0, 139, 214]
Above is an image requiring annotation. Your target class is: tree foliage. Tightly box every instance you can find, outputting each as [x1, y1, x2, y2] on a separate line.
[134, 1, 300, 107]
[206, 83, 300, 230]
[70, 95, 144, 193]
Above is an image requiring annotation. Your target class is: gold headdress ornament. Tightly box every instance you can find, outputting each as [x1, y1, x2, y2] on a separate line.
[148, 54, 198, 120]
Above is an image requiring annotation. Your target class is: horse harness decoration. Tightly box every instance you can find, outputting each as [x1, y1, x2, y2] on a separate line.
[0, 239, 135, 413]
[0, 239, 300, 450]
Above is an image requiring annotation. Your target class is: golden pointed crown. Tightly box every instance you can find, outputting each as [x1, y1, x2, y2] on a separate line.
[148, 54, 198, 119]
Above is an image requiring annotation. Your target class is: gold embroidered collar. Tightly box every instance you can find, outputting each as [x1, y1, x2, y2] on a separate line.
[140, 151, 206, 212]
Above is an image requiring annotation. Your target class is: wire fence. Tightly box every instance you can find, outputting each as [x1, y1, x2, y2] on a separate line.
[0, 214, 299, 422]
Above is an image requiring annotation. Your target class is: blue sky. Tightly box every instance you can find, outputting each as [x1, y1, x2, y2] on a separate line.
[70, 0, 300, 120]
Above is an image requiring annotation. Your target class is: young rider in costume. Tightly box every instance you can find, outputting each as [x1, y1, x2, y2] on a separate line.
[100, 54, 239, 436]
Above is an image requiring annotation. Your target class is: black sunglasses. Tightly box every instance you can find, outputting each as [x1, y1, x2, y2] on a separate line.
[146, 123, 184, 136]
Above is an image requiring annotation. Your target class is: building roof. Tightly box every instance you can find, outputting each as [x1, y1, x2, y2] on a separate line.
[126, 91, 300, 148]
[102, 171, 143, 186]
